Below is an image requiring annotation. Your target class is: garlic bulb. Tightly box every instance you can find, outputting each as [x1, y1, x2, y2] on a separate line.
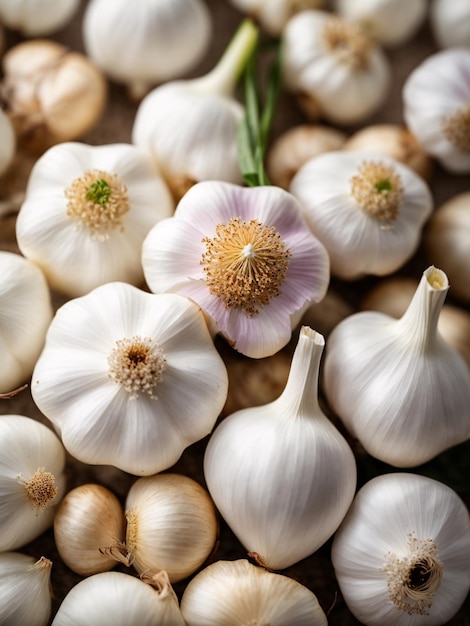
[0, 552, 52, 626]
[334, 0, 427, 47]
[403, 48, 470, 174]
[0, 108, 16, 177]
[180, 559, 328, 626]
[332, 473, 470, 626]
[31, 283, 228, 476]
[132, 19, 258, 200]
[0, 415, 66, 551]
[16, 142, 174, 297]
[430, 0, 470, 50]
[0, 0, 80, 36]
[424, 191, 470, 304]
[83, 0, 212, 100]
[51, 571, 186, 626]
[289, 151, 433, 280]
[282, 10, 391, 125]
[1, 40, 107, 153]
[324, 266, 470, 467]
[0, 251, 53, 393]
[204, 327, 356, 570]
[54, 484, 125, 576]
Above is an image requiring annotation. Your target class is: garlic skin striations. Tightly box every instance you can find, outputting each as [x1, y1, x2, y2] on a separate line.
[0, 415, 66, 551]
[403, 48, 470, 174]
[0, 251, 53, 393]
[332, 473, 470, 626]
[16, 142, 174, 297]
[31, 283, 228, 476]
[0, 552, 52, 626]
[290, 151, 433, 280]
[0, 0, 79, 36]
[51, 571, 186, 626]
[204, 327, 356, 570]
[0, 108, 16, 177]
[430, 0, 470, 50]
[83, 0, 212, 100]
[180, 559, 328, 626]
[282, 10, 391, 125]
[324, 266, 470, 467]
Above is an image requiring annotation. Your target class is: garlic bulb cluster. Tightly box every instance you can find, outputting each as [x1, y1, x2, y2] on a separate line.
[0, 0, 79, 36]
[204, 327, 356, 570]
[16, 142, 174, 297]
[1, 40, 107, 153]
[132, 19, 258, 200]
[228, 0, 325, 37]
[430, 0, 470, 50]
[180, 559, 328, 626]
[0, 415, 66, 551]
[0, 251, 53, 393]
[83, 0, 212, 100]
[282, 10, 391, 125]
[332, 473, 470, 626]
[324, 266, 470, 467]
[403, 48, 470, 174]
[0, 108, 16, 177]
[0, 552, 52, 626]
[52, 571, 186, 626]
[289, 151, 433, 280]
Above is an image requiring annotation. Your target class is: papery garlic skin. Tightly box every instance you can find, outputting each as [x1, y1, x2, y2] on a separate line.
[0, 0, 79, 36]
[31, 283, 228, 476]
[282, 10, 391, 125]
[332, 473, 470, 626]
[16, 142, 174, 297]
[228, 0, 325, 36]
[0, 108, 16, 176]
[51, 571, 186, 626]
[180, 559, 328, 626]
[204, 327, 356, 570]
[0, 251, 53, 393]
[430, 0, 470, 50]
[83, 0, 212, 99]
[403, 48, 470, 174]
[0, 415, 66, 551]
[290, 151, 433, 280]
[0, 552, 52, 626]
[324, 266, 470, 467]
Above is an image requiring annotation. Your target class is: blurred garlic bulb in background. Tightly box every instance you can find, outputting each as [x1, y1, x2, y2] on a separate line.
[0, 0, 79, 36]
[227, 0, 325, 36]
[0, 107, 16, 177]
[430, 0, 470, 50]
[83, 0, 212, 100]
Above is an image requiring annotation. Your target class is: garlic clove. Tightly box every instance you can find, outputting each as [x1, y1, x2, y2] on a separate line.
[0, 0, 80, 36]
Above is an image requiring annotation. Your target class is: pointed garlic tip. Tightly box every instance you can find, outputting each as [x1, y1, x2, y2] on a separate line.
[441, 103, 470, 152]
[141, 570, 177, 602]
[300, 325, 325, 347]
[34, 556, 53, 574]
[350, 159, 404, 224]
[425, 266, 448, 291]
[322, 16, 371, 68]
[20, 468, 58, 510]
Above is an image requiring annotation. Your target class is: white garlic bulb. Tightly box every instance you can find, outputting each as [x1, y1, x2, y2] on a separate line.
[332, 473, 470, 626]
[0, 251, 53, 393]
[403, 48, 470, 174]
[204, 327, 357, 570]
[324, 266, 470, 467]
[180, 559, 328, 626]
[0, 0, 79, 36]
[132, 19, 258, 200]
[0, 415, 66, 551]
[430, 0, 470, 50]
[0, 108, 16, 177]
[83, 0, 212, 100]
[289, 151, 433, 280]
[282, 10, 391, 125]
[16, 142, 174, 297]
[0, 552, 52, 626]
[51, 571, 186, 626]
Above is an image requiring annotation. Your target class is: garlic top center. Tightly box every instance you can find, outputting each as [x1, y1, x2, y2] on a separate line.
[201, 217, 291, 317]
[65, 169, 130, 241]
[125, 507, 139, 556]
[382, 534, 443, 616]
[107, 336, 166, 400]
[322, 18, 371, 69]
[350, 160, 403, 224]
[19, 467, 58, 510]
[441, 103, 470, 153]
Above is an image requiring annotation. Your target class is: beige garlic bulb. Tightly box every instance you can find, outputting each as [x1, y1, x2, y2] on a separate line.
[430, 0, 470, 49]
[0, 0, 79, 36]
[0, 107, 16, 177]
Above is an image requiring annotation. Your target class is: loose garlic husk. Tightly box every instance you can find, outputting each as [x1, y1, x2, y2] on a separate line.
[132, 19, 258, 201]
[83, 0, 212, 100]
[430, 0, 470, 50]
[332, 473, 470, 626]
[180, 559, 328, 626]
[0, 108, 16, 177]
[289, 151, 433, 280]
[0, 552, 53, 626]
[1, 40, 107, 153]
[54, 484, 125, 576]
[51, 571, 186, 626]
[324, 266, 470, 467]
[0, 0, 80, 36]
[0, 415, 66, 551]
[282, 10, 391, 125]
[204, 327, 356, 570]
[403, 48, 470, 174]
